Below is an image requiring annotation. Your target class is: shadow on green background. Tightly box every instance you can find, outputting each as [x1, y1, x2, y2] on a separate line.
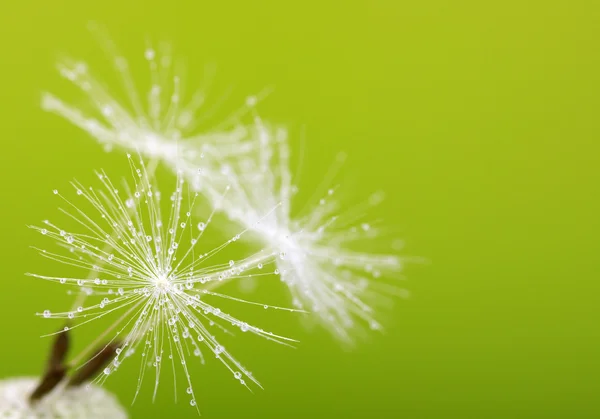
[0, 1, 598, 418]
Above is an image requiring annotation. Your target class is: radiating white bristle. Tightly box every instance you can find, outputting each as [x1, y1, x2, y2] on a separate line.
[29, 156, 302, 413]
[42, 32, 407, 346]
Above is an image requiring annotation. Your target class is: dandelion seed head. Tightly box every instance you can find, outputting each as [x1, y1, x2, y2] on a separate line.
[41, 31, 407, 346]
[195, 125, 406, 343]
[0, 377, 127, 418]
[29, 157, 300, 411]
[42, 33, 263, 186]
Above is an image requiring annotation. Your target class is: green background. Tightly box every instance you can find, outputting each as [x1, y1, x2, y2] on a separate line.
[1, 1, 599, 418]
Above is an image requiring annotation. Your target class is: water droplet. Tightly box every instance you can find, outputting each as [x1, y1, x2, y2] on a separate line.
[369, 320, 381, 330]
[43, 310, 51, 318]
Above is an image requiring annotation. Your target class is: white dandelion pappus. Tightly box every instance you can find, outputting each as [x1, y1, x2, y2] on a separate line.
[40, 29, 406, 344]
[41, 26, 264, 172]
[199, 122, 406, 344]
[0, 377, 127, 419]
[28, 155, 301, 412]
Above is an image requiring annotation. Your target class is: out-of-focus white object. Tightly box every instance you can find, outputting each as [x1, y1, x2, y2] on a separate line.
[0, 377, 127, 419]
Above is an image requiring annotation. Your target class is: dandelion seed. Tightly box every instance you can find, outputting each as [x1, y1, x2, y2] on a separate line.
[28, 156, 301, 412]
[195, 126, 406, 344]
[40, 29, 407, 345]
[41, 29, 265, 186]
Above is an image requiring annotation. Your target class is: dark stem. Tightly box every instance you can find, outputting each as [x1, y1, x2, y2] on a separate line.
[29, 326, 121, 403]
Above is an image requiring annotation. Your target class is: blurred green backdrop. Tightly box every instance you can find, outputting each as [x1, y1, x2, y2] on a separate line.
[1, 1, 599, 418]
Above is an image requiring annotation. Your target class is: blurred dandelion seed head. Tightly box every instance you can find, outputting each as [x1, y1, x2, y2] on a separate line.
[41, 28, 262, 170]
[0, 377, 127, 419]
[211, 129, 406, 343]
